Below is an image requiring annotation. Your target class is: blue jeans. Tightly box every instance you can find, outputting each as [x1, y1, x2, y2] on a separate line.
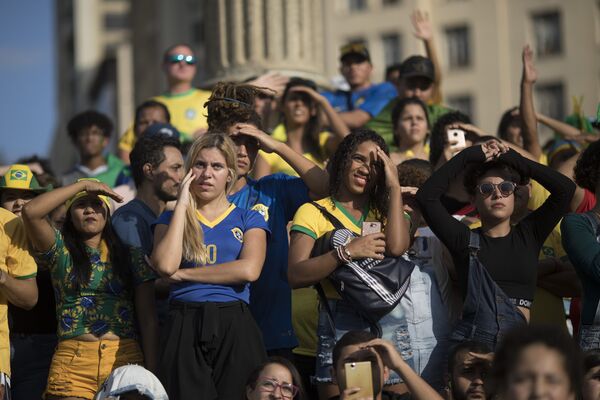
[314, 298, 413, 384]
[450, 233, 526, 351]
[400, 265, 450, 391]
[10, 333, 57, 400]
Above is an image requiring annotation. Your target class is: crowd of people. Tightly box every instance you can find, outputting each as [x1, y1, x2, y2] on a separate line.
[1, 11, 599, 400]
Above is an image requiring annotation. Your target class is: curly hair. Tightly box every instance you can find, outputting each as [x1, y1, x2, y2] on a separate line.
[67, 110, 113, 140]
[205, 81, 263, 132]
[328, 129, 389, 222]
[397, 158, 433, 188]
[573, 140, 600, 192]
[463, 160, 527, 196]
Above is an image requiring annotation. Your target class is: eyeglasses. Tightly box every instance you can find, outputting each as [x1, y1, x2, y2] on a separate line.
[477, 181, 517, 198]
[165, 54, 197, 65]
[258, 378, 299, 398]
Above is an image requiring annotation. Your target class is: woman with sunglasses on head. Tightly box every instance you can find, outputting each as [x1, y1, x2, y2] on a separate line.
[21, 178, 157, 400]
[244, 356, 306, 400]
[151, 134, 270, 399]
[415, 139, 575, 350]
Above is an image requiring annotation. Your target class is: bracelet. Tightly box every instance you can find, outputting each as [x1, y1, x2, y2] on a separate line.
[342, 244, 353, 262]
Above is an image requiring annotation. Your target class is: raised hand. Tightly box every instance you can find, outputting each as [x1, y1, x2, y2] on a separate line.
[176, 169, 196, 208]
[288, 85, 327, 106]
[361, 338, 405, 370]
[231, 123, 279, 153]
[250, 71, 289, 97]
[411, 10, 433, 41]
[346, 233, 386, 260]
[480, 139, 507, 162]
[522, 44, 537, 84]
[376, 147, 400, 189]
[80, 180, 124, 203]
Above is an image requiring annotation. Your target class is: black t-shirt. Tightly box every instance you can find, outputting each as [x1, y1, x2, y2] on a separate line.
[416, 146, 575, 302]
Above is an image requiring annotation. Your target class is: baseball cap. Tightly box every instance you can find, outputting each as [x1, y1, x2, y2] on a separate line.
[95, 364, 168, 400]
[65, 178, 112, 211]
[400, 56, 435, 81]
[142, 123, 181, 140]
[547, 139, 581, 167]
[0, 164, 52, 193]
[340, 42, 371, 63]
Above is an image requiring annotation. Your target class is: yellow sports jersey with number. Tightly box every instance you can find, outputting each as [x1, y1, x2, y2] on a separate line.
[260, 124, 331, 176]
[0, 209, 37, 376]
[118, 88, 211, 152]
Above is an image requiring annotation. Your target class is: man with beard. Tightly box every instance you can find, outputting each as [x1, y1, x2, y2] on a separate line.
[111, 132, 184, 373]
[447, 341, 492, 400]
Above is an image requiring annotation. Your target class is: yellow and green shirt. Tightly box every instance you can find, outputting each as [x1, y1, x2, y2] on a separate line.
[38, 230, 155, 340]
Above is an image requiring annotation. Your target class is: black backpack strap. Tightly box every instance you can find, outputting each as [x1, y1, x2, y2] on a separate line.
[310, 201, 345, 230]
[468, 230, 480, 256]
[315, 283, 336, 336]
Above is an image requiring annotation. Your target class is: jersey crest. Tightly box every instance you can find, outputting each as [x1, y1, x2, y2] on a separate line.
[231, 227, 244, 243]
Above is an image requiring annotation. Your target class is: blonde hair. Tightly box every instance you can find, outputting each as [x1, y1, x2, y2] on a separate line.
[182, 133, 238, 264]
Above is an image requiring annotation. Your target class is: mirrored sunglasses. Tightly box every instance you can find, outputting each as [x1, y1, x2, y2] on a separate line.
[166, 54, 197, 65]
[477, 181, 517, 198]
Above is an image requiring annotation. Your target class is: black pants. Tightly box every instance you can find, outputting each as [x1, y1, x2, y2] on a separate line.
[159, 300, 267, 400]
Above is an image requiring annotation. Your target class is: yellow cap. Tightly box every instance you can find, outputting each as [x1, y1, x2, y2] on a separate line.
[65, 178, 112, 211]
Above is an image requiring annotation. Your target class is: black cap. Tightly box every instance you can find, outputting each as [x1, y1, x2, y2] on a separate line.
[400, 56, 435, 81]
[142, 123, 180, 140]
[340, 42, 371, 63]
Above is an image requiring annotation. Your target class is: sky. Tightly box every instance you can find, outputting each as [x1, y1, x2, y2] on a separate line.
[0, 1, 55, 165]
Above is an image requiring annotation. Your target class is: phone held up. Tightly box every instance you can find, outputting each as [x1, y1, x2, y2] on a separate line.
[361, 221, 382, 236]
[345, 361, 374, 399]
[447, 128, 466, 150]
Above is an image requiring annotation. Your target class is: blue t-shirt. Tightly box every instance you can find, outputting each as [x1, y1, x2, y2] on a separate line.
[322, 82, 397, 117]
[112, 199, 158, 255]
[228, 174, 310, 350]
[155, 204, 270, 304]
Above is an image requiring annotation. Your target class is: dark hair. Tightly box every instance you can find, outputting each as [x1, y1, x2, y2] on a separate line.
[206, 82, 262, 132]
[584, 350, 600, 374]
[463, 159, 526, 196]
[281, 77, 324, 162]
[134, 100, 171, 128]
[61, 208, 130, 289]
[67, 110, 113, 141]
[429, 111, 472, 166]
[332, 330, 378, 369]
[129, 134, 181, 188]
[391, 97, 430, 147]
[162, 43, 194, 61]
[397, 158, 433, 188]
[447, 341, 492, 377]
[385, 63, 403, 82]
[329, 129, 390, 222]
[490, 325, 582, 397]
[574, 140, 600, 192]
[244, 356, 307, 400]
[497, 107, 522, 142]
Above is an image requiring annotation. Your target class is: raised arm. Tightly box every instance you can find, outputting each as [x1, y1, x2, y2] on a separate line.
[520, 45, 543, 161]
[377, 148, 410, 256]
[234, 123, 330, 197]
[22, 180, 123, 252]
[170, 227, 267, 284]
[411, 10, 443, 104]
[150, 170, 194, 277]
[498, 149, 576, 240]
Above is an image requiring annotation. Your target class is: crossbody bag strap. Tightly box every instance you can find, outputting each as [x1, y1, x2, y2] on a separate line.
[310, 201, 345, 230]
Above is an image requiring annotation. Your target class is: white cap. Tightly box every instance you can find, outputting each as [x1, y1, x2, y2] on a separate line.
[95, 364, 168, 400]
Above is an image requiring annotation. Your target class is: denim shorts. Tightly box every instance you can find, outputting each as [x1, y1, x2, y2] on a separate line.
[314, 298, 413, 385]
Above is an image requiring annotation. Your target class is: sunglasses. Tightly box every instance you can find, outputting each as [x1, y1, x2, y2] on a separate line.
[165, 54, 197, 65]
[258, 378, 299, 398]
[477, 181, 517, 198]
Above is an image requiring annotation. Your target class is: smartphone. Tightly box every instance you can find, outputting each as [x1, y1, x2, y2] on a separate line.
[345, 361, 374, 399]
[447, 128, 466, 150]
[361, 221, 382, 236]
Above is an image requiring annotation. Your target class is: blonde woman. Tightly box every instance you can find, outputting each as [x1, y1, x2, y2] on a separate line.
[151, 133, 270, 399]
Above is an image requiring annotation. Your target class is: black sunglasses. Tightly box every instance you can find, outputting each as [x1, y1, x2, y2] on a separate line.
[477, 181, 517, 198]
[165, 54, 197, 65]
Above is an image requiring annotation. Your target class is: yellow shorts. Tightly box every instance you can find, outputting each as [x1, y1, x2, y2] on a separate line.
[45, 338, 144, 399]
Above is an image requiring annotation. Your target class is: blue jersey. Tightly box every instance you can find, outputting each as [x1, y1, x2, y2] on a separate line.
[322, 82, 397, 117]
[112, 199, 157, 255]
[228, 174, 309, 350]
[155, 204, 270, 304]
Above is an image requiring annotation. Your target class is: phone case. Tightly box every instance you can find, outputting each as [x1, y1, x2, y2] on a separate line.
[345, 361, 374, 399]
[361, 221, 382, 236]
